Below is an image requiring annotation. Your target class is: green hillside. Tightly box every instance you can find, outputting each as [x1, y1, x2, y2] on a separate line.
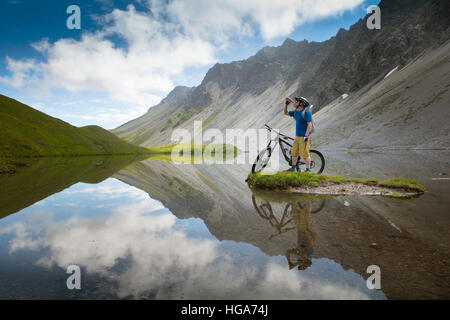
[0, 94, 150, 162]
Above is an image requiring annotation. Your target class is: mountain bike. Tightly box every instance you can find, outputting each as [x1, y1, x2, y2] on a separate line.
[251, 124, 325, 174]
[251, 194, 326, 239]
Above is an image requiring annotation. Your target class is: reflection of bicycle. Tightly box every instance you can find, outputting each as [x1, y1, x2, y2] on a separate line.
[252, 124, 325, 174]
[252, 194, 325, 271]
[251, 194, 325, 239]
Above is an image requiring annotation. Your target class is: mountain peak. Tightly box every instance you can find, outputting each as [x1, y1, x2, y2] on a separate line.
[282, 38, 296, 45]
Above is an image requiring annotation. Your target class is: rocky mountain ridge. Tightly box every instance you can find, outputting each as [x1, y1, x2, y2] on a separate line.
[113, 0, 449, 149]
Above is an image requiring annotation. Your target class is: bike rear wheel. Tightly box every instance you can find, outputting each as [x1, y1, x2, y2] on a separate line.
[297, 149, 325, 174]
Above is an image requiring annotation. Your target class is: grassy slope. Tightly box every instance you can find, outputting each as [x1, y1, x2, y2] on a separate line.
[246, 171, 426, 193]
[0, 94, 150, 160]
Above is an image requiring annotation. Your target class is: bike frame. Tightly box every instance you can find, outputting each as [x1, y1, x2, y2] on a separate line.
[264, 124, 305, 166]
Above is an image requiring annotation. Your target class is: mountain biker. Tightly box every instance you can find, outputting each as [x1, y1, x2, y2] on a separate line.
[284, 96, 313, 172]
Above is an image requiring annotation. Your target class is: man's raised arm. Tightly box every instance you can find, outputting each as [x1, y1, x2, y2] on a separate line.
[284, 97, 293, 115]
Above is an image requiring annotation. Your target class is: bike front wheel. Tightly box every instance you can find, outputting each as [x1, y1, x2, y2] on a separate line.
[297, 149, 325, 174]
[252, 147, 272, 174]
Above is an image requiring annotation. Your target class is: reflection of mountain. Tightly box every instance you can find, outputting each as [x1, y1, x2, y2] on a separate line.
[114, 157, 450, 299]
[114, 160, 286, 253]
[0, 155, 147, 219]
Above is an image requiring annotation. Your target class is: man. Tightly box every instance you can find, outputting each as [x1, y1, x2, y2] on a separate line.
[284, 96, 313, 172]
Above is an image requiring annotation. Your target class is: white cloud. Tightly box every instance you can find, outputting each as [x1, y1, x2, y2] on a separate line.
[62, 106, 150, 127]
[0, 57, 39, 87]
[0, 0, 363, 121]
[31, 37, 51, 53]
[166, 0, 363, 41]
[1, 4, 217, 108]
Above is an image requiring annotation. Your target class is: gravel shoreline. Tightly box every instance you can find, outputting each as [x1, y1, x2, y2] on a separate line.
[289, 182, 421, 198]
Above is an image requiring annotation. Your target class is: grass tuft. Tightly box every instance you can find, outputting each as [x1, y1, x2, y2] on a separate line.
[247, 171, 334, 190]
[379, 177, 425, 193]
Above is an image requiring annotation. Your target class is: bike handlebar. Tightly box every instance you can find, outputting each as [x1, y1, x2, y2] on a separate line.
[264, 124, 294, 141]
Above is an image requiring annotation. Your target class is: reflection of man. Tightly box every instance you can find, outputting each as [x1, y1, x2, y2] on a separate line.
[286, 201, 316, 271]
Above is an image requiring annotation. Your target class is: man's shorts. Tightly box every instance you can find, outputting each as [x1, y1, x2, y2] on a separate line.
[291, 136, 310, 158]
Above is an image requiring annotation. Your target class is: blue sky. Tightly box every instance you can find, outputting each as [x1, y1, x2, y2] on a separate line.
[0, 0, 379, 129]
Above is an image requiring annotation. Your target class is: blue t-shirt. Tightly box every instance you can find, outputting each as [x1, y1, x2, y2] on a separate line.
[289, 109, 312, 137]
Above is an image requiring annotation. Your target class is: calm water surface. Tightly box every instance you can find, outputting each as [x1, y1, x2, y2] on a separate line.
[0, 151, 448, 299]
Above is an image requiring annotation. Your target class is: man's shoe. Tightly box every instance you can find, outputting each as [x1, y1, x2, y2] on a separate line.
[285, 168, 296, 172]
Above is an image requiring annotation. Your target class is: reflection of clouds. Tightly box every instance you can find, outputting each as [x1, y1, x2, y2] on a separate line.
[36, 200, 176, 273]
[61, 182, 148, 201]
[255, 263, 369, 300]
[0, 222, 41, 252]
[1, 197, 372, 299]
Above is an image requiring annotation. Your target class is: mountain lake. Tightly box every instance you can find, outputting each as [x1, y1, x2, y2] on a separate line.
[0, 150, 448, 299]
